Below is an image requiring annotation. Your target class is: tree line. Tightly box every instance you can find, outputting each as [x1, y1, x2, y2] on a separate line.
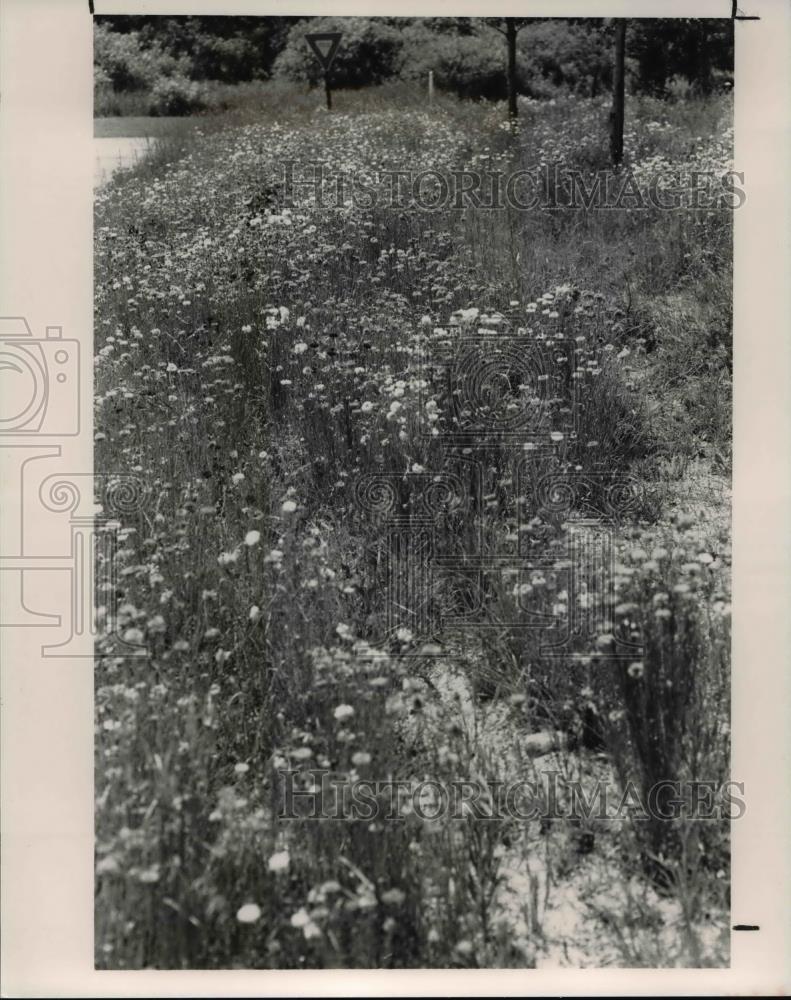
[95, 15, 733, 102]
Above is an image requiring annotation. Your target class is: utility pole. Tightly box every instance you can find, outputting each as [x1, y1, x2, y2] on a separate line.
[610, 20, 626, 167]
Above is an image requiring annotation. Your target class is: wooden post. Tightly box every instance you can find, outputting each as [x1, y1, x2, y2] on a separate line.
[428, 70, 434, 104]
[506, 18, 518, 120]
[324, 73, 332, 110]
[610, 20, 626, 166]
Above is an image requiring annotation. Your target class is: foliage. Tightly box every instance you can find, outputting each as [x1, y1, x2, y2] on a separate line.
[94, 22, 187, 92]
[627, 19, 734, 96]
[95, 17, 734, 111]
[148, 75, 208, 116]
[273, 17, 404, 89]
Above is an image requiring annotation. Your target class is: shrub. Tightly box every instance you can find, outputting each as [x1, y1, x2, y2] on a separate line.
[400, 25, 510, 101]
[148, 75, 207, 116]
[190, 34, 261, 83]
[399, 20, 613, 102]
[521, 19, 612, 98]
[94, 22, 186, 92]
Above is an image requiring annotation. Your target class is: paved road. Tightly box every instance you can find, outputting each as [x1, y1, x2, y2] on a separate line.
[94, 137, 154, 186]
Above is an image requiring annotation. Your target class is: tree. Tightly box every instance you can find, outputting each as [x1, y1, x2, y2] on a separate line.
[486, 17, 530, 119]
[609, 19, 626, 167]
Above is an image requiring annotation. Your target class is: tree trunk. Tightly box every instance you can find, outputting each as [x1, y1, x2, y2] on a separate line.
[506, 18, 518, 120]
[610, 20, 626, 166]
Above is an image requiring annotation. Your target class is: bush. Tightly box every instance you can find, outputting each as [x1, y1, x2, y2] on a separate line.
[189, 34, 261, 83]
[401, 25, 509, 101]
[148, 75, 207, 116]
[94, 23, 186, 92]
[274, 17, 404, 89]
[399, 20, 612, 103]
[521, 19, 612, 98]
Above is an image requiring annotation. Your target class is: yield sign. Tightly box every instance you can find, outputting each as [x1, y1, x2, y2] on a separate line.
[305, 32, 343, 73]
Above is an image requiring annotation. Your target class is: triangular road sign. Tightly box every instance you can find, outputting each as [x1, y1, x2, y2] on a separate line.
[305, 32, 343, 73]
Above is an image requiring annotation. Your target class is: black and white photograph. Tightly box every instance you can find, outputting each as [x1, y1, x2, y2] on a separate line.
[0, 0, 789, 994]
[92, 11, 737, 970]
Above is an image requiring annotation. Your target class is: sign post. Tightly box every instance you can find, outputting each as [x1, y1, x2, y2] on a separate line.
[305, 32, 343, 110]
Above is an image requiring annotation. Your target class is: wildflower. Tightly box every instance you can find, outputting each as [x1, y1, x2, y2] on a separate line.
[351, 751, 371, 767]
[292, 342, 308, 355]
[237, 903, 261, 924]
[290, 907, 310, 928]
[231, 472, 245, 485]
[244, 530, 261, 547]
[336, 623, 353, 640]
[267, 850, 290, 873]
[234, 762, 249, 775]
[249, 605, 261, 623]
[627, 661, 645, 679]
[95, 854, 120, 880]
[146, 614, 166, 634]
[281, 500, 297, 514]
[333, 704, 354, 722]
[381, 888, 406, 906]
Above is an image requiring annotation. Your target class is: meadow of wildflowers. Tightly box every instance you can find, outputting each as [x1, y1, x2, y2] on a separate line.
[95, 84, 733, 968]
